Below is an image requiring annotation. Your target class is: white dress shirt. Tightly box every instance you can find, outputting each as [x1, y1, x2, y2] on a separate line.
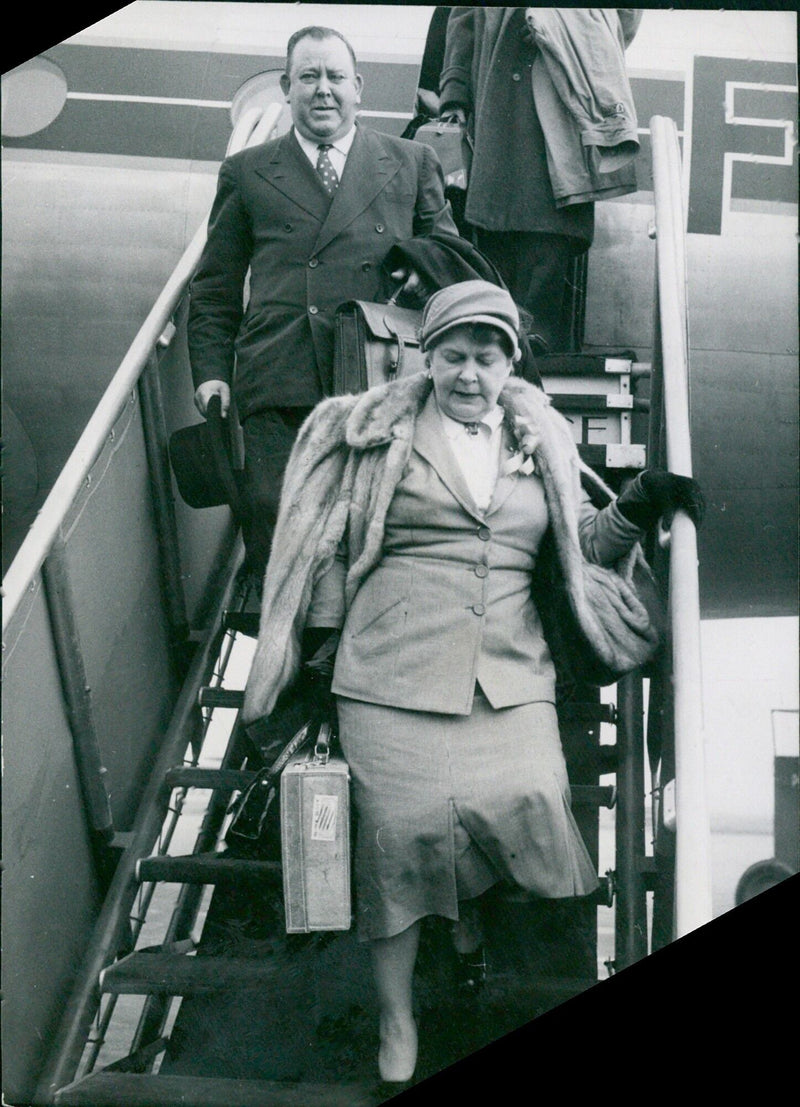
[438, 404, 507, 514]
[294, 125, 357, 181]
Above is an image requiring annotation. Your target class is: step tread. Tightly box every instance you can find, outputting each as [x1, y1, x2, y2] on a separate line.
[164, 766, 254, 791]
[559, 702, 617, 724]
[137, 852, 281, 885]
[198, 687, 245, 709]
[571, 784, 616, 808]
[223, 611, 261, 636]
[54, 1072, 378, 1107]
[99, 949, 287, 996]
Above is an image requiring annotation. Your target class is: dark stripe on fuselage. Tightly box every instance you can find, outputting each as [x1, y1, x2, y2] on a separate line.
[5, 44, 796, 233]
[4, 43, 421, 161]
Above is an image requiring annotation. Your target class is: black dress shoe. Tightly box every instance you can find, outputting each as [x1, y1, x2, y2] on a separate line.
[455, 945, 487, 995]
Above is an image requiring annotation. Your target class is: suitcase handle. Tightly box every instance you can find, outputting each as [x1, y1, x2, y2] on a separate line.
[313, 721, 333, 765]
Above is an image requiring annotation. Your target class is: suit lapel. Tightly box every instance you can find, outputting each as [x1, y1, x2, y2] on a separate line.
[253, 131, 331, 222]
[313, 127, 402, 254]
[414, 399, 527, 520]
[486, 442, 520, 517]
[412, 396, 485, 521]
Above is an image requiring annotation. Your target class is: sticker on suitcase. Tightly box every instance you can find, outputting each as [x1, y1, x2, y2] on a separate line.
[311, 794, 339, 841]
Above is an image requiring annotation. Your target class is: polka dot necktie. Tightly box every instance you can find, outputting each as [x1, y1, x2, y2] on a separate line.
[315, 144, 339, 195]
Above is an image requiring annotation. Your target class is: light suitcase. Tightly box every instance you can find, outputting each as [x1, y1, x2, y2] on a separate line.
[280, 723, 352, 933]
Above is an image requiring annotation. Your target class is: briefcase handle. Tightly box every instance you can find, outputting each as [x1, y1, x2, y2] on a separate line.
[385, 276, 407, 307]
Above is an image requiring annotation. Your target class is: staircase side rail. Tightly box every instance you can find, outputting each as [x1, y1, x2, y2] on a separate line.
[33, 545, 244, 1104]
[1, 103, 280, 1106]
[1, 102, 281, 634]
[649, 114, 713, 937]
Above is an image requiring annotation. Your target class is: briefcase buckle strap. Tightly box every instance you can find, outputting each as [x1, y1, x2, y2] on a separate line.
[385, 321, 407, 380]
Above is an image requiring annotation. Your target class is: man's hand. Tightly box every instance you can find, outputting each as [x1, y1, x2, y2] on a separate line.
[194, 380, 231, 418]
[416, 88, 441, 118]
[388, 267, 431, 304]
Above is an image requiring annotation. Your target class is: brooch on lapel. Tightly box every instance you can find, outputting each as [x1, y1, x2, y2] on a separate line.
[502, 449, 537, 477]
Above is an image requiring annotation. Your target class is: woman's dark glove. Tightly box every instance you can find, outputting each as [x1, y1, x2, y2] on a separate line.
[616, 470, 705, 531]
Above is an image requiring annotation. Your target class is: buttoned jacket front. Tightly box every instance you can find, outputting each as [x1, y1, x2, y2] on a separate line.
[188, 126, 457, 417]
[328, 394, 641, 713]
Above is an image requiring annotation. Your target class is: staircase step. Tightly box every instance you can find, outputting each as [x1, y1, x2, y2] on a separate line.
[578, 443, 646, 470]
[537, 353, 647, 377]
[223, 611, 261, 637]
[550, 393, 649, 413]
[99, 949, 287, 996]
[198, 687, 245, 709]
[136, 852, 280, 886]
[164, 767, 254, 792]
[571, 785, 616, 809]
[54, 1072, 378, 1107]
[559, 702, 617, 725]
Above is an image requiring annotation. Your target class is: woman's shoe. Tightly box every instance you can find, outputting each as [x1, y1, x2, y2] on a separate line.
[378, 1013, 418, 1083]
[454, 945, 487, 995]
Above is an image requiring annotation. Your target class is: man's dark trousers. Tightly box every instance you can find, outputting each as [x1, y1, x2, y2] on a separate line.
[240, 407, 313, 578]
[474, 230, 583, 355]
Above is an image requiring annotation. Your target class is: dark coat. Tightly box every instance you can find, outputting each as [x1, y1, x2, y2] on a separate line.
[440, 8, 641, 228]
[440, 7, 641, 233]
[439, 6, 595, 239]
[377, 231, 543, 386]
[187, 126, 457, 418]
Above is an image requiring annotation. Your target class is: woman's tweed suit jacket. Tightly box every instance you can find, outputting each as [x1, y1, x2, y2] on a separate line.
[242, 373, 658, 724]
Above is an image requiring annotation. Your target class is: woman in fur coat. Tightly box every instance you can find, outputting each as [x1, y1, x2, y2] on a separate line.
[242, 280, 703, 1084]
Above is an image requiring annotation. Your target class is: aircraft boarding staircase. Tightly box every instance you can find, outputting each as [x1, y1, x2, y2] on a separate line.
[3, 109, 710, 1107]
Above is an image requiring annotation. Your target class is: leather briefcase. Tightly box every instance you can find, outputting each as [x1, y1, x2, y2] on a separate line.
[333, 300, 424, 394]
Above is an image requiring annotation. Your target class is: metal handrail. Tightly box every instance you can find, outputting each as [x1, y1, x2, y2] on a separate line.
[1, 101, 283, 634]
[34, 542, 244, 1103]
[649, 115, 713, 936]
[29, 101, 285, 1101]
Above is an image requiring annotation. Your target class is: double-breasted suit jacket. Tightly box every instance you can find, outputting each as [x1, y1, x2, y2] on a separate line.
[188, 126, 457, 418]
[312, 393, 644, 715]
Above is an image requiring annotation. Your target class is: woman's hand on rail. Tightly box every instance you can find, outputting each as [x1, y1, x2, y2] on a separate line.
[616, 469, 706, 531]
[194, 379, 231, 418]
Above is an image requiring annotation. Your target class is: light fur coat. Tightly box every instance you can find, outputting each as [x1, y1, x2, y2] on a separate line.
[242, 372, 659, 723]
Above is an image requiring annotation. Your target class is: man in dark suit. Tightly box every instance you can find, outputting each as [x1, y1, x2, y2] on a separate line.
[188, 25, 457, 576]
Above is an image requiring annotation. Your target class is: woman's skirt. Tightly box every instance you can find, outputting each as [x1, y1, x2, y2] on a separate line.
[336, 690, 599, 941]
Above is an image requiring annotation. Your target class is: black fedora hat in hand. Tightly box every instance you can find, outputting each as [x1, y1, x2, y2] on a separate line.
[169, 395, 247, 524]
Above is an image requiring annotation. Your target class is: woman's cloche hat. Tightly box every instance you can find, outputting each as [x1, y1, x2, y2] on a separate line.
[419, 280, 521, 360]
